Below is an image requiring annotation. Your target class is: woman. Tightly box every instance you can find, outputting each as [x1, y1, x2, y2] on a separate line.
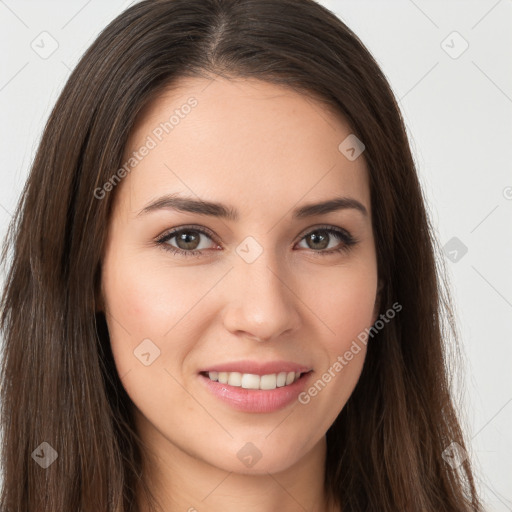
[0, 0, 483, 510]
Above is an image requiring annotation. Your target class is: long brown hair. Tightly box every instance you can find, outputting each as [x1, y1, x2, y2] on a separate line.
[0, 0, 482, 510]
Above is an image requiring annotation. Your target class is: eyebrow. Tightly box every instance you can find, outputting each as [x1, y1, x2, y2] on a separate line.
[137, 193, 368, 220]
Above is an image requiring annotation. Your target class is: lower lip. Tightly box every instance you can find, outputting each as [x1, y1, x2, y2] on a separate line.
[198, 372, 313, 413]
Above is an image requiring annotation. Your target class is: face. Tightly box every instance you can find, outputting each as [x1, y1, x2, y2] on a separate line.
[99, 76, 380, 476]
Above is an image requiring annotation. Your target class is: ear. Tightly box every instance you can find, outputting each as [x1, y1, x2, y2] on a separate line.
[94, 295, 104, 313]
[94, 279, 105, 313]
[372, 278, 384, 325]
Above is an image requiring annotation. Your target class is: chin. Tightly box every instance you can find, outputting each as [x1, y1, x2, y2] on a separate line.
[204, 436, 311, 475]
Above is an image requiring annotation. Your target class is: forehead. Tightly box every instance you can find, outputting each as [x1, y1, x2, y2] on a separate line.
[117, 76, 370, 219]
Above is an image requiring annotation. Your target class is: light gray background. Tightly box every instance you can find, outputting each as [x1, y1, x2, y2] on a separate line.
[0, 1, 511, 510]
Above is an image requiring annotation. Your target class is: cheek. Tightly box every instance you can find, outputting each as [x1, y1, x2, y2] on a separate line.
[295, 259, 376, 418]
[101, 246, 226, 383]
[103, 242, 199, 333]
[318, 289, 372, 386]
[100, 247, 190, 373]
[100, 253, 205, 428]
[304, 260, 378, 351]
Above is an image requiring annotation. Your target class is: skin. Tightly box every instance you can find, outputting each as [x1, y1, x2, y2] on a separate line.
[99, 75, 381, 512]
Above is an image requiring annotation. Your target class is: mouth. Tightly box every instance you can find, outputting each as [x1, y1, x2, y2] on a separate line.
[199, 370, 313, 391]
[198, 369, 314, 413]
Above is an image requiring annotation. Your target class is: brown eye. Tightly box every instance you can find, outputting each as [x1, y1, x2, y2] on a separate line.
[304, 230, 331, 250]
[296, 226, 358, 255]
[156, 226, 219, 257]
[173, 230, 202, 251]
[156, 225, 358, 258]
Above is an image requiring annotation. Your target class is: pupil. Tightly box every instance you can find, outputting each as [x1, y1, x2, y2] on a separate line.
[309, 231, 329, 250]
[178, 231, 199, 250]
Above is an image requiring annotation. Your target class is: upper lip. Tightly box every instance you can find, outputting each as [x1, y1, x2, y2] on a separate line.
[199, 360, 313, 376]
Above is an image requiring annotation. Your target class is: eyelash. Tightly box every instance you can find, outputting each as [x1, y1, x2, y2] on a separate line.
[155, 224, 358, 258]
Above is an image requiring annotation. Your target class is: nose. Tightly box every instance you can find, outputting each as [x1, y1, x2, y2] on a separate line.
[220, 248, 302, 343]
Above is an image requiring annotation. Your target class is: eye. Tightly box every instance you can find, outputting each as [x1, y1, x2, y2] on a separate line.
[156, 225, 219, 257]
[295, 225, 358, 256]
[155, 224, 358, 258]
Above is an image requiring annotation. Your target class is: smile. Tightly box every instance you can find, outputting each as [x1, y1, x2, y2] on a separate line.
[198, 370, 314, 413]
[202, 370, 310, 390]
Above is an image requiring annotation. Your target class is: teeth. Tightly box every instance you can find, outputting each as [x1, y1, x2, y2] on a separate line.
[285, 371, 295, 385]
[228, 372, 242, 387]
[207, 370, 302, 390]
[241, 373, 260, 389]
[259, 374, 276, 390]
